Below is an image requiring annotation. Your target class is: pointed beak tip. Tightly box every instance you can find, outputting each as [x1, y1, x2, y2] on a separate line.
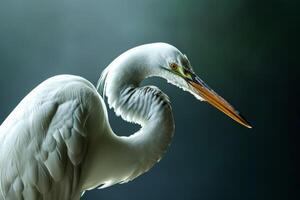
[238, 113, 253, 129]
[244, 123, 253, 129]
[188, 78, 253, 129]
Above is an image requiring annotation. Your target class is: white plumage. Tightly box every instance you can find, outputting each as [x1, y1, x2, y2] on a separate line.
[0, 43, 251, 200]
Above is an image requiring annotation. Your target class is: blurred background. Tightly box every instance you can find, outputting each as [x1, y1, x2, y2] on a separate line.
[0, 0, 298, 199]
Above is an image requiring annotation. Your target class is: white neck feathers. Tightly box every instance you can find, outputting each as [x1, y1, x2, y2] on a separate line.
[98, 44, 175, 180]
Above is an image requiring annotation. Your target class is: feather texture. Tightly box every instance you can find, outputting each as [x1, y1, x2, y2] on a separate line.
[0, 43, 196, 199]
[0, 75, 95, 200]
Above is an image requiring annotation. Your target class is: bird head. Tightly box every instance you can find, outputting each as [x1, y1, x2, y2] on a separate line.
[157, 43, 252, 129]
[99, 42, 251, 128]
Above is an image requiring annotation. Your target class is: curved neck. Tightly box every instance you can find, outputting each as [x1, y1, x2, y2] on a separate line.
[100, 47, 175, 179]
[118, 86, 174, 178]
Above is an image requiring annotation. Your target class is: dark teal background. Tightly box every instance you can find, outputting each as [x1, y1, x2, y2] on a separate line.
[0, 0, 298, 199]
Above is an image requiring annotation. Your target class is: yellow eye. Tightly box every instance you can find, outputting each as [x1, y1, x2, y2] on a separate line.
[170, 63, 178, 70]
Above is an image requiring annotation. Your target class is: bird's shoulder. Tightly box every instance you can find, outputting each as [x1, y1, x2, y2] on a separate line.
[0, 75, 106, 200]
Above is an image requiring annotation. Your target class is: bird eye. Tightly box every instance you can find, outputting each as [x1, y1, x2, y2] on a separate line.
[170, 63, 178, 70]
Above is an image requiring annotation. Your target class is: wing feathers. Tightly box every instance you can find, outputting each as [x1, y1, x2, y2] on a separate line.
[0, 76, 96, 200]
[35, 163, 51, 194]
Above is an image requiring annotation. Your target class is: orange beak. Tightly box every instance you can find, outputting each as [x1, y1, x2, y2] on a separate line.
[187, 75, 252, 129]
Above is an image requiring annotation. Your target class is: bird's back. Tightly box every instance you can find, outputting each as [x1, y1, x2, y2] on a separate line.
[0, 75, 108, 200]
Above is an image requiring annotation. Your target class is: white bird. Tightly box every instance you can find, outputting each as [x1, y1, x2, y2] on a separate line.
[0, 43, 251, 200]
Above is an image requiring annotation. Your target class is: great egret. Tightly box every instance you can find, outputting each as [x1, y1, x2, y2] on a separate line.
[0, 43, 251, 200]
